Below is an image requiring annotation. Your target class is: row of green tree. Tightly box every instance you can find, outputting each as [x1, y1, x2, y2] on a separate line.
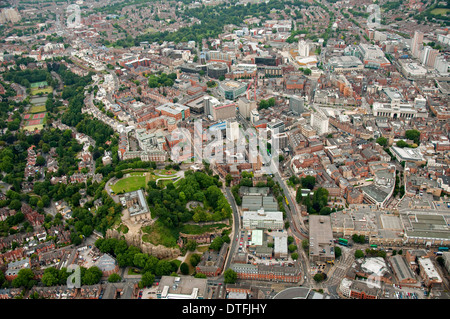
[94, 237, 179, 288]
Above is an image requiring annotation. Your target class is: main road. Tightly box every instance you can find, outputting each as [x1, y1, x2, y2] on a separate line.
[272, 171, 308, 241]
[223, 186, 241, 272]
[273, 168, 315, 286]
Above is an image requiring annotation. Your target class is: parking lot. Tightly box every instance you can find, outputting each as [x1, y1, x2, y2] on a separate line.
[383, 283, 428, 300]
[140, 285, 159, 299]
[75, 245, 102, 268]
[310, 263, 330, 276]
[394, 291, 419, 299]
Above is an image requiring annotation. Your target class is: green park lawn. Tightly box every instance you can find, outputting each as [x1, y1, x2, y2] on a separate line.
[29, 105, 47, 113]
[31, 86, 53, 96]
[23, 124, 44, 132]
[111, 175, 147, 193]
[430, 8, 450, 15]
[111, 170, 180, 193]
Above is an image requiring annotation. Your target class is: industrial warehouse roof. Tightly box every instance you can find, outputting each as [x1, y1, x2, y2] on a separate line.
[405, 213, 450, 240]
[389, 255, 416, 282]
[242, 195, 278, 211]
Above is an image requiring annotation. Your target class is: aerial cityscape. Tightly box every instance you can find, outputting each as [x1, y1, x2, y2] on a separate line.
[0, 0, 450, 305]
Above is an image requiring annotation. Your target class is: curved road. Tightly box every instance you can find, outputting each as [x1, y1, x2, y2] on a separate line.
[223, 186, 240, 272]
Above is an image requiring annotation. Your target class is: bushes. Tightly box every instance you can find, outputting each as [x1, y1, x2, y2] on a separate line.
[189, 254, 202, 267]
[303, 187, 330, 215]
[108, 273, 122, 283]
[180, 262, 190, 275]
[147, 72, 177, 88]
[313, 272, 327, 282]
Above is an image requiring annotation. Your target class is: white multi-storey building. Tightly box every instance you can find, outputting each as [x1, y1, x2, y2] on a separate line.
[372, 101, 418, 119]
[310, 112, 329, 135]
[298, 40, 310, 57]
[242, 209, 284, 230]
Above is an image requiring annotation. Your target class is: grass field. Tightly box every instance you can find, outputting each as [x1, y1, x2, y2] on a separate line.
[29, 105, 47, 113]
[111, 170, 179, 193]
[23, 124, 44, 131]
[31, 86, 53, 96]
[430, 8, 450, 15]
[111, 175, 147, 193]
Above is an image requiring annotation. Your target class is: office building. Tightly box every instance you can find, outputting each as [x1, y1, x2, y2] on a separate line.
[420, 47, 439, 68]
[218, 80, 247, 100]
[250, 109, 260, 124]
[272, 132, 289, 150]
[310, 112, 329, 135]
[208, 50, 235, 66]
[290, 95, 305, 115]
[357, 43, 391, 69]
[411, 31, 424, 59]
[156, 102, 190, 121]
[267, 119, 285, 134]
[226, 120, 239, 142]
[237, 96, 257, 120]
[298, 40, 310, 57]
[242, 208, 284, 230]
[273, 233, 288, 259]
[212, 103, 236, 121]
[204, 96, 221, 117]
[434, 56, 449, 75]
[400, 61, 427, 79]
[206, 62, 228, 79]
